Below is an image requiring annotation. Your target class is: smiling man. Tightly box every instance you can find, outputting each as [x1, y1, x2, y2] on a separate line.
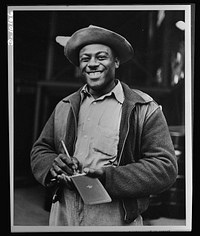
[79, 44, 119, 98]
[30, 25, 178, 226]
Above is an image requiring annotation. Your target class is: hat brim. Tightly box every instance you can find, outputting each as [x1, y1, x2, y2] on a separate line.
[64, 26, 134, 66]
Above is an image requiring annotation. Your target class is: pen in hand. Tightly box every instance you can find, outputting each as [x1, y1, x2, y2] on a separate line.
[61, 139, 82, 175]
[49, 140, 80, 185]
[60, 140, 78, 175]
[61, 140, 71, 161]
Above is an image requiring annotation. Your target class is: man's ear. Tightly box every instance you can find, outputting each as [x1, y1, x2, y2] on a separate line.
[115, 57, 120, 69]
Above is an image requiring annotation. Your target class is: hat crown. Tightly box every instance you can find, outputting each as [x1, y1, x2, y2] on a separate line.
[63, 25, 133, 66]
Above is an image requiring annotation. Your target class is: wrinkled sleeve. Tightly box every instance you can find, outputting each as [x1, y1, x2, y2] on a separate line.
[30, 110, 58, 186]
[104, 105, 178, 199]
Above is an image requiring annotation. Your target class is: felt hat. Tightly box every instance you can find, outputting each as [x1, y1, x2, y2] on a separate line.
[56, 25, 134, 66]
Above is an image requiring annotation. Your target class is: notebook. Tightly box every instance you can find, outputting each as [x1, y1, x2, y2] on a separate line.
[70, 174, 112, 205]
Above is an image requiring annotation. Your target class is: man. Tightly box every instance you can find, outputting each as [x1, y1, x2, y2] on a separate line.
[30, 25, 178, 226]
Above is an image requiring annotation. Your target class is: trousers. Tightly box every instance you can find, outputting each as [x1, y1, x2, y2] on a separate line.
[49, 187, 143, 226]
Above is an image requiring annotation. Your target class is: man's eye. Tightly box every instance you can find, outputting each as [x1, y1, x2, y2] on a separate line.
[80, 57, 89, 62]
[98, 55, 107, 60]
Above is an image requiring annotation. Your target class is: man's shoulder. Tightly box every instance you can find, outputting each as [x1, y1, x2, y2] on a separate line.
[62, 89, 81, 102]
[131, 89, 153, 103]
[54, 90, 80, 113]
[121, 82, 153, 104]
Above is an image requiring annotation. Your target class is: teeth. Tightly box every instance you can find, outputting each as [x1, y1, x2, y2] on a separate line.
[88, 72, 102, 77]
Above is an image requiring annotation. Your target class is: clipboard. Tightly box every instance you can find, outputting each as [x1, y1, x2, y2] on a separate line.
[70, 174, 112, 205]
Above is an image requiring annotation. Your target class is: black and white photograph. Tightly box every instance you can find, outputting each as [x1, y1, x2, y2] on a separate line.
[8, 4, 193, 232]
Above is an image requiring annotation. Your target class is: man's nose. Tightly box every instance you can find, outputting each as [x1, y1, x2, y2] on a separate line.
[88, 57, 99, 68]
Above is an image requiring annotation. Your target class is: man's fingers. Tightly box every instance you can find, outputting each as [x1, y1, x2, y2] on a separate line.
[59, 155, 82, 173]
[52, 162, 74, 176]
[52, 162, 62, 175]
[73, 157, 82, 173]
[83, 168, 106, 185]
[59, 154, 72, 164]
[57, 174, 75, 190]
[53, 154, 74, 175]
[83, 168, 103, 178]
[53, 154, 82, 176]
[50, 167, 57, 178]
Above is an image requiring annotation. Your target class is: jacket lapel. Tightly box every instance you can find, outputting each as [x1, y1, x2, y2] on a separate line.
[117, 82, 153, 165]
[62, 90, 82, 156]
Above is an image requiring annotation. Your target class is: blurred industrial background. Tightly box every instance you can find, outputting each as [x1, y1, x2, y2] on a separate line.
[13, 9, 185, 226]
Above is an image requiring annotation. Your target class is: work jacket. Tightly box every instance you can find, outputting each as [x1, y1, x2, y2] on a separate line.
[30, 81, 178, 223]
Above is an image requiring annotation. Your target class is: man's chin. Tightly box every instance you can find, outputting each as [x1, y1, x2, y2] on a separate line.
[86, 81, 105, 95]
[88, 84, 103, 92]
[86, 78, 103, 88]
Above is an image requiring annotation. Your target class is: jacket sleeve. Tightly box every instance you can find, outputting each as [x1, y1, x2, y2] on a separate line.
[104, 104, 178, 199]
[30, 110, 58, 186]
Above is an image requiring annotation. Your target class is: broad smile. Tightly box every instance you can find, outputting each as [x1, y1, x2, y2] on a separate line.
[86, 71, 103, 79]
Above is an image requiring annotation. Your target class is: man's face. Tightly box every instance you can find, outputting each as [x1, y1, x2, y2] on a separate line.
[79, 44, 119, 97]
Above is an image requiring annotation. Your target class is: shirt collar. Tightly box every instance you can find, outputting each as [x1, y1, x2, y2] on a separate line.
[80, 80, 124, 104]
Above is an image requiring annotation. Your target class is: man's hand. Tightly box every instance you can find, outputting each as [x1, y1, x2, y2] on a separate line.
[51, 154, 81, 176]
[83, 167, 106, 185]
[49, 154, 82, 188]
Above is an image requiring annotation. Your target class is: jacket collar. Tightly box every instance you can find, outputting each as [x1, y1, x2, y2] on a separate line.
[62, 81, 153, 106]
[121, 82, 153, 105]
[80, 80, 124, 104]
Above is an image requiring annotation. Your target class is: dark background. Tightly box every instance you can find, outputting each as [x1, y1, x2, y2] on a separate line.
[13, 10, 185, 219]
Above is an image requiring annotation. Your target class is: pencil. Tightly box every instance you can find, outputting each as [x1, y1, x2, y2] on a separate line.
[61, 139, 77, 174]
[61, 140, 71, 160]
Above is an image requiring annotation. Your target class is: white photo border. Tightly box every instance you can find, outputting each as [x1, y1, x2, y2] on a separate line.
[8, 4, 193, 232]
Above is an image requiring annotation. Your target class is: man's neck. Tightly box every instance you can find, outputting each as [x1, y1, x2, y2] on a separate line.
[88, 79, 117, 99]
